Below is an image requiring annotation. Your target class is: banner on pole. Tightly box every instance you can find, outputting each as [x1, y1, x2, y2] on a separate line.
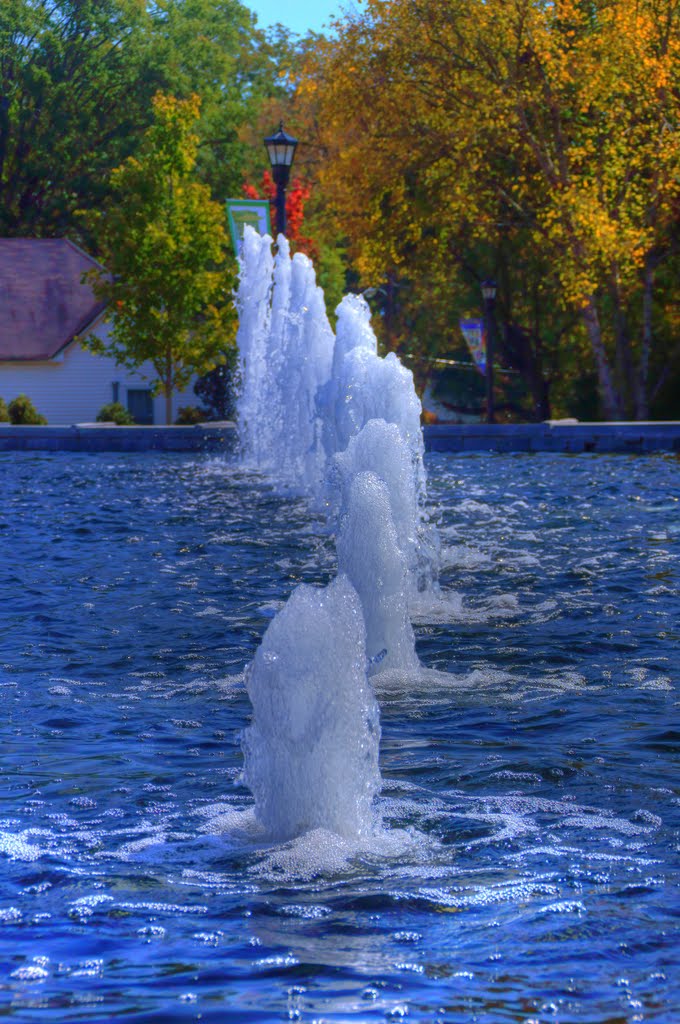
[226, 199, 271, 254]
[459, 318, 486, 375]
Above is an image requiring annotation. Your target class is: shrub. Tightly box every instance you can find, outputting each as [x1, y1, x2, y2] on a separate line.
[175, 405, 207, 425]
[8, 394, 47, 424]
[0, 397, 9, 423]
[96, 402, 134, 425]
[194, 359, 236, 420]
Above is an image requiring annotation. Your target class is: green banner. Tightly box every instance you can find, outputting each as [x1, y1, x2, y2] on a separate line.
[226, 199, 271, 253]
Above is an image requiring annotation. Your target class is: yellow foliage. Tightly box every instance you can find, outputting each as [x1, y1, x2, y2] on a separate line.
[297, 0, 678, 325]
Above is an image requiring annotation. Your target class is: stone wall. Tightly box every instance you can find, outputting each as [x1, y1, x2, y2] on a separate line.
[0, 421, 678, 454]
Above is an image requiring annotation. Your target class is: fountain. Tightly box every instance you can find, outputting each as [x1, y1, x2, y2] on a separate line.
[3, 257, 676, 1017]
[236, 228, 431, 842]
[235, 232, 334, 494]
[242, 574, 381, 842]
[336, 471, 419, 675]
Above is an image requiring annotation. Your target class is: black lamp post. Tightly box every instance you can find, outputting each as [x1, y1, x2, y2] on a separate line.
[264, 122, 298, 237]
[481, 279, 497, 424]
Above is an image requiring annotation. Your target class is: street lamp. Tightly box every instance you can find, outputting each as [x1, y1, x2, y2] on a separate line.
[264, 121, 298, 237]
[481, 279, 497, 424]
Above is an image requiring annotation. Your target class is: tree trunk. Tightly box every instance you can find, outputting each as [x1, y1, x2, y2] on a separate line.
[610, 273, 634, 418]
[580, 296, 622, 421]
[530, 329, 550, 421]
[636, 256, 654, 420]
[165, 347, 173, 425]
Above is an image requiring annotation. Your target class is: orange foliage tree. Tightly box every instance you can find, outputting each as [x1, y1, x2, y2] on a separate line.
[298, 0, 680, 420]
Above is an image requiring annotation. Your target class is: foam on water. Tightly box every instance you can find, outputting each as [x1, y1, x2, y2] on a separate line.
[251, 824, 419, 881]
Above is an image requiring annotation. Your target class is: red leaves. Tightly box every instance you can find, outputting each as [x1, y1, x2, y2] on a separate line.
[243, 172, 318, 260]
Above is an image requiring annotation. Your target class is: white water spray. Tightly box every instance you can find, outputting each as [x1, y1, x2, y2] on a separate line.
[235, 233, 335, 493]
[336, 471, 419, 675]
[242, 575, 381, 842]
[236, 228, 436, 843]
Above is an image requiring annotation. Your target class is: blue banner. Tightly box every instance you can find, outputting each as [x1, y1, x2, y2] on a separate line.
[459, 319, 486, 375]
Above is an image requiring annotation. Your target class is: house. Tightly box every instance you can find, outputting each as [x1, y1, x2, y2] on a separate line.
[0, 238, 195, 424]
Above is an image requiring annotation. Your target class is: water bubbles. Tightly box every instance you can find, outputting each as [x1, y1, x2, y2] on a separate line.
[0, 830, 42, 862]
[537, 900, 586, 916]
[10, 962, 50, 981]
[386, 1005, 409, 1019]
[192, 930, 223, 945]
[392, 931, 422, 944]
[71, 959, 104, 978]
[69, 796, 97, 809]
[255, 953, 299, 968]
[137, 925, 166, 940]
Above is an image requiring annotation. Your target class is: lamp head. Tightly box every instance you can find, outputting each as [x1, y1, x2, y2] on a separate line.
[481, 279, 497, 303]
[264, 122, 298, 184]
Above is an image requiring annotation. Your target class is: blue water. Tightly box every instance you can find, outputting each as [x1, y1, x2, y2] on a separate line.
[1, 451, 678, 1022]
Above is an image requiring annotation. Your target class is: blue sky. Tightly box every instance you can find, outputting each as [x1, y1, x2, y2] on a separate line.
[247, 0, 364, 36]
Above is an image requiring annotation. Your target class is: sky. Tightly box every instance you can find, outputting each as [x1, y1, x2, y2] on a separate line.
[247, 0, 363, 36]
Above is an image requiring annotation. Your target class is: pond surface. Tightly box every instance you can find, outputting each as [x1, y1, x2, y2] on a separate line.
[0, 451, 678, 1023]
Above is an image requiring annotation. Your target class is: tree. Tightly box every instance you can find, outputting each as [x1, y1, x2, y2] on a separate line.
[0, 0, 153, 238]
[239, 24, 353, 319]
[0, 0, 265, 244]
[84, 92, 235, 424]
[145, 0, 267, 204]
[299, 0, 680, 420]
[243, 170, 317, 257]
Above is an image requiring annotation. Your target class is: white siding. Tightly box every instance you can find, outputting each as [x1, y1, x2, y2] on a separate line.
[0, 323, 197, 425]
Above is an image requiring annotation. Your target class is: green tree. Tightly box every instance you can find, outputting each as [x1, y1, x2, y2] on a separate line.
[85, 92, 234, 424]
[0, 0, 263, 243]
[0, 0, 155, 238]
[146, 0, 266, 203]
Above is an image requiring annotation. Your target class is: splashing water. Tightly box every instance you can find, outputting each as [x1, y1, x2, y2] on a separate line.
[319, 293, 424, 497]
[336, 471, 419, 676]
[236, 229, 434, 841]
[235, 232, 334, 493]
[329, 418, 429, 592]
[236, 230, 428, 510]
[242, 575, 381, 843]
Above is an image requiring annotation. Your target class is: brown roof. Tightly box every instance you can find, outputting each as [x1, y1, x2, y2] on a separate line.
[0, 238, 109, 361]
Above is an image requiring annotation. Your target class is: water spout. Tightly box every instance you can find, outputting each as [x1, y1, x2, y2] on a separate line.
[236, 227, 435, 841]
[242, 575, 381, 842]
